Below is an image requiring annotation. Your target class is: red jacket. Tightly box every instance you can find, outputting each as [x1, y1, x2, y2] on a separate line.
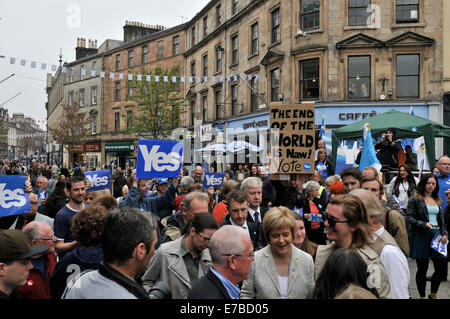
[17, 252, 57, 299]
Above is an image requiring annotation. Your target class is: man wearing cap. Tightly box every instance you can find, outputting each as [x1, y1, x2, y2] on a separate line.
[148, 178, 173, 219]
[120, 172, 182, 220]
[150, 178, 169, 197]
[0, 229, 48, 299]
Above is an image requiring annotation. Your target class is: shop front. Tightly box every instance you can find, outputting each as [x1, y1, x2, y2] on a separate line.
[84, 142, 102, 170]
[225, 112, 270, 167]
[104, 141, 136, 170]
[68, 144, 83, 165]
[314, 102, 441, 173]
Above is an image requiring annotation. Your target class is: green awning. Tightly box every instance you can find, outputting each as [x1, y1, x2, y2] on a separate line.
[105, 142, 135, 153]
[331, 109, 450, 169]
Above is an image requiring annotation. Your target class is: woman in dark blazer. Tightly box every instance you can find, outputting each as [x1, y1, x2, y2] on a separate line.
[301, 181, 327, 245]
[407, 173, 448, 299]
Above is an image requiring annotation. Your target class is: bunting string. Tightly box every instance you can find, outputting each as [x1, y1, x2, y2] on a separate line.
[1, 54, 259, 84]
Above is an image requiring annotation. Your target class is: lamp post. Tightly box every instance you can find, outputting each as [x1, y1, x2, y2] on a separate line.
[0, 73, 15, 85]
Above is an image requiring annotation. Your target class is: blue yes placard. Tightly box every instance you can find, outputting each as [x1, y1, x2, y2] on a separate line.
[136, 139, 183, 179]
[85, 170, 111, 193]
[0, 175, 30, 217]
[203, 173, 225, 189]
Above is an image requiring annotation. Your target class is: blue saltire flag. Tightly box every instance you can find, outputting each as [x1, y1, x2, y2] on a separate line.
[319, 115, 325, 140]
[359, 124, 382, 173]
[0, 175, 30, 217]
[203, 173, 225, 189]
[84, 170, 111, 192]
[136, 139, 183, 179]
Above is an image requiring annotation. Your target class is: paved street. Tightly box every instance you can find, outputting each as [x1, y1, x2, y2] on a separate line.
[407, 258, 450, 299]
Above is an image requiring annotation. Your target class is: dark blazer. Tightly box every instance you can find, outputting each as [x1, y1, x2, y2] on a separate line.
[188, 269, 231, 299]
[221, 214, 265, 251]
[246, 206, 268, 224]
[260, 176, 277, 208]
[406, 195, 448, 236]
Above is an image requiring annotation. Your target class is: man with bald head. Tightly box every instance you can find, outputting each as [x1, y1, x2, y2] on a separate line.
[0, 193, 54, 231]
[18, 222, 58, 299]
[192, 165, 204, 184]
[188, 225, 253, 299]
[161, 191, 210, 243]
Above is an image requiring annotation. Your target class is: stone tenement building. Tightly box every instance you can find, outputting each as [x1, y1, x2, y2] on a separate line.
[183, 0, 445, 170]
[102, 22, 186, 169]
[47, 0, 447, 169]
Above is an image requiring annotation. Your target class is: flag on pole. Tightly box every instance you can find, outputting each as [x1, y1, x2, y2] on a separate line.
[359, 123, 382, 173]
[319, 115, 325, 140]
[409, 106, 415, 115]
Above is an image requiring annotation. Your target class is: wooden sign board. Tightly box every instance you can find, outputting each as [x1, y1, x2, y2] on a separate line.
[269, 103, 315, 176]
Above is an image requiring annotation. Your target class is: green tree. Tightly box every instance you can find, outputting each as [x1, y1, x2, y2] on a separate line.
[48, 95, 93, 155]
[125, 65, 185, 139]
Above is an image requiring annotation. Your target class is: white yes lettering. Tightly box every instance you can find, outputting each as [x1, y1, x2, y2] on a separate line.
[139, 145, 181, 172]
[0, 183, 27, 208]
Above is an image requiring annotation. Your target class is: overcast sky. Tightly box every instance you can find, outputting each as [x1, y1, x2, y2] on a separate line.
[0, 0, 210, 130]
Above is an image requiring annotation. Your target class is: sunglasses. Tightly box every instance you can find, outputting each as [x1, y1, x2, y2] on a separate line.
[323, 213, 349, 228]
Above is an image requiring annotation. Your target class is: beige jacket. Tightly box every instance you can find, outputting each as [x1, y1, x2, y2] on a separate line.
[314, 242, 392, 299]
[240, 245, 315, 299]
[141, 236, 211, 299]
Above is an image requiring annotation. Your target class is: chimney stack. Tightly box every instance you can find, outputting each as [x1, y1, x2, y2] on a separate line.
[123, 20, 166, 43]
[75, 37, 99, 60]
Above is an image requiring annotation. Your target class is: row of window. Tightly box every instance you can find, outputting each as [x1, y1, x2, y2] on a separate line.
[274, 53, 419, 101]
[190, 0, 419, 53]
[114, 36, 180, 71]
[114, 111, 133, 132]
[187, 52, 419, 124]
[68, 86, 98, 107]
[189, 76, 259, 125]
[301, 0, 419, 31]
[113, 108, 179, 132]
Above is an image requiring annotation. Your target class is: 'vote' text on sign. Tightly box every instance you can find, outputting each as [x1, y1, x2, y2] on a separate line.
[0, 175, 30, 217]
[137, 139, 184, 179]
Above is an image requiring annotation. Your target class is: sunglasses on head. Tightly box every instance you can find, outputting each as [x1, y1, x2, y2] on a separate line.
[323, 213, 349, 228]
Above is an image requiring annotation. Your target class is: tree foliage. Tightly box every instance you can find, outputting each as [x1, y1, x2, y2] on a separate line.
[48, 96, 92, 153]
[125, 65, 185, 139]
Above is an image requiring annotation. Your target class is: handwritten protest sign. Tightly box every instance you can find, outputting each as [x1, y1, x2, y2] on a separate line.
[269, 103, 315, 175]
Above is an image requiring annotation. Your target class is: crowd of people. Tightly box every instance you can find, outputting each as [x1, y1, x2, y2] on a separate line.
[0, 146, 449, 300]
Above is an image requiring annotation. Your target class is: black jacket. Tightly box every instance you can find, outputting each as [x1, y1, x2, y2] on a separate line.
[375, 138, 402, 168]
[260, 176, 277, 208]
[188, 269, 231, 299]
[246, 206, 268, 224]
[406, 196, 448, 236]
[221, 214, 266, 251]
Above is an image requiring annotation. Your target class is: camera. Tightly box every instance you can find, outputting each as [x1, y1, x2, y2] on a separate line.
[148, 281, 172, 299]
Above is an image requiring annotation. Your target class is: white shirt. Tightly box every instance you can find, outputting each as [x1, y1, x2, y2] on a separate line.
[387, 176, 420, 209]
[230, 218, 251, 238]
[278, 276, 288, 299]
[373, 226, 410, 299]
[248, 207, 262, 223]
